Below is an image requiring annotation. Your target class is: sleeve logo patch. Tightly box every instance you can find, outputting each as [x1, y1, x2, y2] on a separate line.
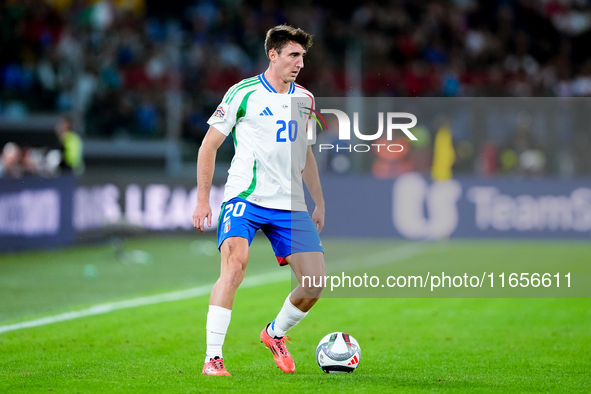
[213, 105, 226, 120]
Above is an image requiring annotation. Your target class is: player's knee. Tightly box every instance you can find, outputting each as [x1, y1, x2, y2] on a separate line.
[300, 274, 325, 297]
[221, 254, 247, 287]
[227, 252, 248, 267]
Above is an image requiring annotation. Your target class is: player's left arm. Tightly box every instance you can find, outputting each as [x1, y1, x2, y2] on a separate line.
[302, 145, 325, 233]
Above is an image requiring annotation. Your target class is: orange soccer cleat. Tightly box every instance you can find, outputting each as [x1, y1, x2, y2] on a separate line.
[202, 356, 231, 376]
[260, 324, 295, 373]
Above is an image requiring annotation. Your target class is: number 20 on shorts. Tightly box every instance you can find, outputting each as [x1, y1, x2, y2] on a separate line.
[223, 201, 246, 222]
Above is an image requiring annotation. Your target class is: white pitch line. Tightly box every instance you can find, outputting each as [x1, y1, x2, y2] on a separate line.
[0, 243, 424, 335]
[0, 271, 287, 335]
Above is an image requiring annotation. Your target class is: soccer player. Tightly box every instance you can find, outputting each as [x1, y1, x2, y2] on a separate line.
[192, 25, 326, 376]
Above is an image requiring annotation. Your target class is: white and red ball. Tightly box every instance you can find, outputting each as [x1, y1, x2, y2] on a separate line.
[316, 332, 361, 373]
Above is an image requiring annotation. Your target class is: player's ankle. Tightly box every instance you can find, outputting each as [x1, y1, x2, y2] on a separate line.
[205, 355, 223, 363]
[266, 321, 288, 338]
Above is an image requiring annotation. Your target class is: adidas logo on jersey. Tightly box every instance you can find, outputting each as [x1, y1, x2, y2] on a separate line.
[259, 107, 274, 116]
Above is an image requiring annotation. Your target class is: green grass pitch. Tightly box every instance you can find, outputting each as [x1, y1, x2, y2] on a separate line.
[0, 236, 590, 393]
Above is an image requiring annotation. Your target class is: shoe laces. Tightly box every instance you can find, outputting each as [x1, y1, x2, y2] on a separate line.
[274, 335, 291, 355]
[211, 357, 225, 370]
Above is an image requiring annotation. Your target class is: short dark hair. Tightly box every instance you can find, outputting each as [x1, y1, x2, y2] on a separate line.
[264, 25, 313, 58]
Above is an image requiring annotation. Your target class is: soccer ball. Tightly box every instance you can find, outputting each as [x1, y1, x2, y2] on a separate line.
[316, 332, 361, 373]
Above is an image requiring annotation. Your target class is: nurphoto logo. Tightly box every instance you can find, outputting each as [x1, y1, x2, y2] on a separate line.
[314, 109, 418, 153]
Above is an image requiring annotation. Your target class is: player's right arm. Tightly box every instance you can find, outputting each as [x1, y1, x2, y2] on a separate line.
[193, 79, 246, 231]
[192, 126, 227, 232]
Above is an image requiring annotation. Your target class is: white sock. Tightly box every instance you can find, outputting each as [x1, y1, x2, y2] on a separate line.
[205, 305, 231, 362]
[267, 295, 308, 338]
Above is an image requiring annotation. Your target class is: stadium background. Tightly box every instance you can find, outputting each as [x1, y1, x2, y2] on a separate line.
[1, 1, 590, 392]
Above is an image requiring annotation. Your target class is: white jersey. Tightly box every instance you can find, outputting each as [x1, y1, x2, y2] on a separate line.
[207, 73, 316, 211]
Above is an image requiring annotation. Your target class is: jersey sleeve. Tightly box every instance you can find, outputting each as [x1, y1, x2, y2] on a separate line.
[207, 87, 240, 136]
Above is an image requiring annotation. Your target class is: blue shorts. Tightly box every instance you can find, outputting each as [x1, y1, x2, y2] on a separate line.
[217, 197, 323, 266]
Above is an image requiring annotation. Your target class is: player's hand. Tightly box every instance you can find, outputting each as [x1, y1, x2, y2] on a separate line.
[312, 205, 325, 234]
[192, 202, 212, 233]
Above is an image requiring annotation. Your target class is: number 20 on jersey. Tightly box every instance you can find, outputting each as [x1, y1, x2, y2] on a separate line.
[276, 120, 298, 142]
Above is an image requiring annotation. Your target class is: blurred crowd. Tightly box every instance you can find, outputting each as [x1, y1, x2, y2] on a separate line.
[0, 116, 84, 178]
[1, 0, 591, 178]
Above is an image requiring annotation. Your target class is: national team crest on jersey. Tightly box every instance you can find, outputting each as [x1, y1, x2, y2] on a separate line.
[223, 219, 231, 233]
[214, 105, 226, 120]
[297, 102, 307, 112]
